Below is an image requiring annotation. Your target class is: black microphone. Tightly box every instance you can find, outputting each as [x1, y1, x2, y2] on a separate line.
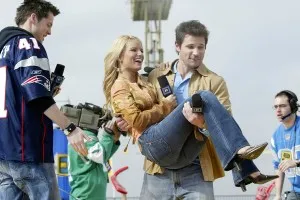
[281, 112, 292, 121]
[191, 94, 203, 113]
[157, 75, 172, 97]
[50, 64, 65, 96]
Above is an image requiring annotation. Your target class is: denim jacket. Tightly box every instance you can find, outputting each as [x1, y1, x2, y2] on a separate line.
[146, 59, 231, 181]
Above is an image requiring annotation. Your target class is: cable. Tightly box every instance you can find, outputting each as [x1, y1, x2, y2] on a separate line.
[292, 122, 297, 193]
[123, 136, 131, 152]
[58, 187, 80, 200]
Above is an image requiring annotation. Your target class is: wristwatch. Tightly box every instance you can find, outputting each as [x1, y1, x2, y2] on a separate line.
[63, 122, 76, 136]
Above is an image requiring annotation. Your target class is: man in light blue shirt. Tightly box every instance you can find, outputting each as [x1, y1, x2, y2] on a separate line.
[271, 90, 300, 200]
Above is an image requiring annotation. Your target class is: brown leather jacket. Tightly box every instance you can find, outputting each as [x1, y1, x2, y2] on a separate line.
[145, 59, 232, 181]
[111, 76, 173, 139]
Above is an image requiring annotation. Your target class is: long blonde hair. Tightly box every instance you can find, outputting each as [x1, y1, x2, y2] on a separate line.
[103, 35, 142, 105]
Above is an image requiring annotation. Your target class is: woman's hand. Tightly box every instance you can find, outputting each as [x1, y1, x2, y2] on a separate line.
[115, 117, 131, 132]
[165, 94, 177, 108]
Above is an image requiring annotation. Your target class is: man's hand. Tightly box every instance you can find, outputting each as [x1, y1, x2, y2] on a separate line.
[52, 87, 61, 97]
[67, 127, 90, 156]
[165, 94, 177, 109]
[115, 117, 131, 132]
[182, 102, 205, 128]
[278, 160, 297, 172]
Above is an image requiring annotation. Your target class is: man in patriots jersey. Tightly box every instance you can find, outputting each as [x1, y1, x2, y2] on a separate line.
[0, 1, 90, 199]
[271, 90, 300, 200]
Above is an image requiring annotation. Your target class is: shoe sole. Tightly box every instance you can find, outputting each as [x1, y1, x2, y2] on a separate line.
[238, 142, 268, 160]
[254, 175, 279, 184]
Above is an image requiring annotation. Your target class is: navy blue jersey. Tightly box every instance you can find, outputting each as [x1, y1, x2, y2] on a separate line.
[0, 28, 54, 163]
[271, 116, 300, 192]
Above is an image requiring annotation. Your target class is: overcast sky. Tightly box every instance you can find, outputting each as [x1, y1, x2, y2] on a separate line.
[2, 0, 300, 197]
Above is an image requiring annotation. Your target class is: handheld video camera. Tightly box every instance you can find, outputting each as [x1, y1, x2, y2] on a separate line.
[60, 102, 126, 136]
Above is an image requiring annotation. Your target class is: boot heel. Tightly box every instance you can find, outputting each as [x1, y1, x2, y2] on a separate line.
[240, 182, 247, 192]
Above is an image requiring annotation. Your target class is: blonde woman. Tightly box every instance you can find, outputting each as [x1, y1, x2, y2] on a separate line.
[103, 35, 276, 185]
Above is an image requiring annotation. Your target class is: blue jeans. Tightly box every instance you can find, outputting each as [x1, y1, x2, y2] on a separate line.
[0, 160, 60, 200]
[140, 164, 214, 200]
[138, 90, 259, 185]
[42, 163, 61, 200]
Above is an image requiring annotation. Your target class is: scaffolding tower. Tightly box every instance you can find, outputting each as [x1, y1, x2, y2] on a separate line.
[130, 0, 172, 73]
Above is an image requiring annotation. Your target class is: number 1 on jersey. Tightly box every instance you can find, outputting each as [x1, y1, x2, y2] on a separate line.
[0, 67, 8, 118]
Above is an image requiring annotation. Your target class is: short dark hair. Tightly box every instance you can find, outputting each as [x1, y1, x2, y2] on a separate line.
[175, 20, 209, 47]
[275, 90, 299, 113]
[15, 0, 60, 26]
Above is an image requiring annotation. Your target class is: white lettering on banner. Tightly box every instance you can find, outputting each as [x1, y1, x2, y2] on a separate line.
[0, 67, 8, 118]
